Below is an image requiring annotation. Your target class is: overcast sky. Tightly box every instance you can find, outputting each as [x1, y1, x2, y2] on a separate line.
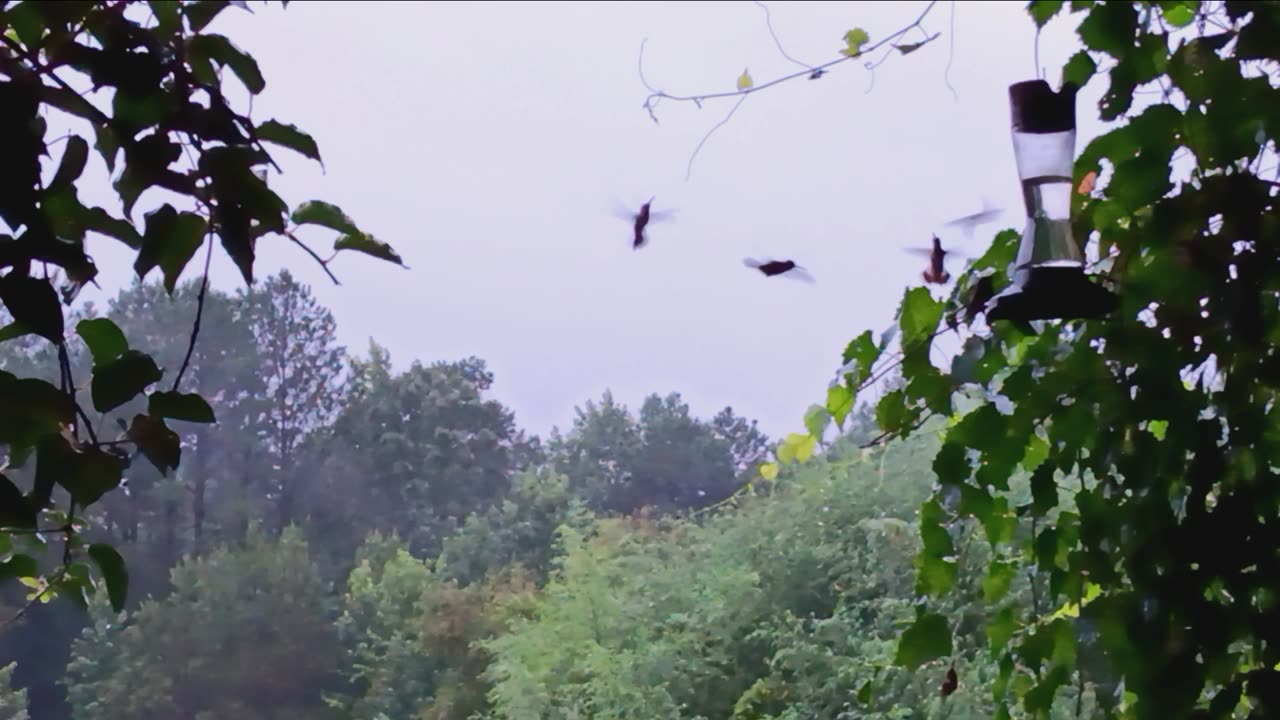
[69, 0, 1107, 441]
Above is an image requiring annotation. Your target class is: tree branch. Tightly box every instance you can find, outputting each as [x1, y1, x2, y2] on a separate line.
[286, 231, 341, 286]
[753, 1, 815, 71]
[640, 0, 939, 115]
[172, 228, 215, 392]
[685, 94, 748, 181]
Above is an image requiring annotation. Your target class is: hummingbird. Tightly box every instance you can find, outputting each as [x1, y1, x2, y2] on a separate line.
[743, 257, 816, 283]
[942, 197, 1004, 243]
[940, 666, 958, 697]
[905, 235, 958, 285]
[616, 196, 676, 250]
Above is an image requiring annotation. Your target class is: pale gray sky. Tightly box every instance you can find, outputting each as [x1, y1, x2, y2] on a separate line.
[70, 0, 1107, 441]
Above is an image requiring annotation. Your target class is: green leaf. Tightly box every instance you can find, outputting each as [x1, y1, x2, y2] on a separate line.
[188, 34, 265, 94]
[291, 200, 360, 234]
[49, 136, 89, 191]
[841, 28, 870, 57]
[149, 0, 182, 33]
[1061, 50, 1097, 88]
[335, 232, 406, 267]
[0, 321, 33, 343]
[894, 611, 952, 669]
[59, 448, 127, 507]
[0, 554, 38, 581]
[1161, 0, 1198, 27]
[127, 414, 182, 475]
[77, 318, 129, 365]
[91, 350, 164, 414]
[983, 559, 1017, 603]
[841, 330, 881, 386]
[785, 433, 817, 463]
[1028, 0, 1065, 27]
[804, 404, 831, 440]
[987, 607, 1020, 652]
[0, 275, 64, 343]
[758, 461, 779, 481]
[876, 389, 911, 434]
[776, 439, 796, 465]
[135, 205, 208, 293]
[736, 68, 753, 91]
[257, 119, 322, 166]
[933, 442, 970, 486]
[1147, 419, 1169, 440]
[856, 679, 873, 704]
[87, 544, 128, 612]
[1021, 433, 1050, 471]
[148, 391, 216, 424]
[1029, 464, 1059, 516]
[898, 287, 944, 347]
[0, 376, 75, 446]
[184, 0, 230, 32]
[825, 383, 854, 426]
[916, 497, 957, 596]
[1077, 0, 1137, 55]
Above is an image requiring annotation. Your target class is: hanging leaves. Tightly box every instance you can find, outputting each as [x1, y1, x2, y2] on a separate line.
[841, 28, 870, 57]
[736, 68, 754, 91]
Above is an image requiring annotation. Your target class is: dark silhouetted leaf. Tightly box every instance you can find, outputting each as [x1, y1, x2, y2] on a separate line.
[0, 474, 37, 529]
[148, 391, 216, 424]
[135, 205, 208, 293]
[185, 0, 230, 31]
[58, 448, 126, 507]
[0, 554, 38, 580]
[0, 275, 64, 342]
[87, 544, 128, 612]
[127, 414, 181, 475]
[0, 376, 75, 446]
[82, 207, 143, 249]
[291, 200, 359, 234]
[188, 34, 265, 94]
[76, 318, 128, 365]
[335, 232, 405, 267]
[91, 351, 163, 414]
[49, 136, 89, 191]
[257, 119, 321, 165]
[894, 611, 952, 669]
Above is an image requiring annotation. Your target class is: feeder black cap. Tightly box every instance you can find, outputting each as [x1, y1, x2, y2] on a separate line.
[1009, 79, 1079, 134]
[985, 266, 1118, 323]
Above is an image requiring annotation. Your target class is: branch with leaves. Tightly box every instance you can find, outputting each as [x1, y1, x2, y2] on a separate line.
[0, 0, 406, 617]
[639, 0, 946, 179]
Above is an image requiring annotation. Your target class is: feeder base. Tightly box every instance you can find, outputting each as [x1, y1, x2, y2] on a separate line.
[985, 265, 1118, 323]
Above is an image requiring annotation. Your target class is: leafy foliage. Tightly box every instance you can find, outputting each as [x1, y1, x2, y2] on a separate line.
[0, 0, 401, 612]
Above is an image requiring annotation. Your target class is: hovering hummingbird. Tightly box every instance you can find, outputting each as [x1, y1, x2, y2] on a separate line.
[743, 257, 816, 283]
[615, 196, 676, 250]
[905, 235, 960, 285]
[942, 197, 1005, 243]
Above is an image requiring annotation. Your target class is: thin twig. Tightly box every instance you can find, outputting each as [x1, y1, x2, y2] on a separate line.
[686, 94, 748, 181]
[754, 1, 814, 71]
[172, 230, 214, 392]
[944, 0, 959, 101]
[2, 568, 67, 628]
[641, 0, 940, 111]
[285, 231, 341, 286]
[638, 38, 662, 124]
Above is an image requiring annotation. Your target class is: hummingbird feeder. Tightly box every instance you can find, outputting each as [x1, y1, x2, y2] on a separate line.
[984, 79, 1118, 323]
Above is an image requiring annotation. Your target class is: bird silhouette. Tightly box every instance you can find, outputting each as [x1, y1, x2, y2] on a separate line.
[615, 196, 675, 250]
[904, 235, 960, 285]
[743, 257, 815, 283]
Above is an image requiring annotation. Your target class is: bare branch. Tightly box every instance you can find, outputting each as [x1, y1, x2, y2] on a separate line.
[641, 0, 939, 114]
[172, 229, 215, 392]
[753, 1, 814, 71]
[286, 231, 342, 286]
[686, 95, 748, 181]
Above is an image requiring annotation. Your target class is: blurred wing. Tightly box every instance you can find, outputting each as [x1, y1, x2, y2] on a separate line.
[784, 267, 816, 284]
[648, 209, 677, 224]
[903, 248, 933, 257]
[743, 257, 773, 269]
